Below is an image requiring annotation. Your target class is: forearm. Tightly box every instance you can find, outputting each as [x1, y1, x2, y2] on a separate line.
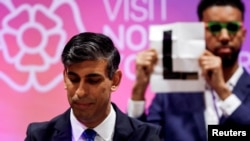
[215, 83, 231, 100]
[131, 82, 148, 100]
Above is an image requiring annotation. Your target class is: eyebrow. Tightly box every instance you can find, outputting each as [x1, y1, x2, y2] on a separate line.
[67, 71, 102, 78]
[67, 71, 77, 76]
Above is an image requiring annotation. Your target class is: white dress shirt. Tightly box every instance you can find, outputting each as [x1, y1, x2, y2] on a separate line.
[204, 67, 242, 126]
[70, 104, 116, 141]
[128, 67, 243, 128]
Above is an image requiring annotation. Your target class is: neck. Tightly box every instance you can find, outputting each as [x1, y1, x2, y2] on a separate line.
[80, 104, 111, 128]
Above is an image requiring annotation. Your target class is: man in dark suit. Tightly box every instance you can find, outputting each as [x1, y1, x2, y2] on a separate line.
[24, 32, 161, 141]
[128, 0, 250, 141]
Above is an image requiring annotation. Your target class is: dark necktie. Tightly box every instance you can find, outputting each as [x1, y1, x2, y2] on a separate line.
[82, 129, 96, 141]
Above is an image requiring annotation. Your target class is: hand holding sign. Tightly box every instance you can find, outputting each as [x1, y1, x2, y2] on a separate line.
[149, 22, 206, 93]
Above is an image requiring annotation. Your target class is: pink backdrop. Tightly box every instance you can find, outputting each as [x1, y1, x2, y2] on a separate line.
[0, 0, 249, 140]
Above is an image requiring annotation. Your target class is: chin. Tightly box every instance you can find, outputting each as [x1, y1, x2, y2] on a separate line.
[222, 57, 238, 67]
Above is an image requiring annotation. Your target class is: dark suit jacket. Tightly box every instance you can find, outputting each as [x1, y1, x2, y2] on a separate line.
[141, 68, 250, 141]
[24, 103, 161, 141]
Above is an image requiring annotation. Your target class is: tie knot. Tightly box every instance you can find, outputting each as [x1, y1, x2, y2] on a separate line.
[82, 129, 96, 141]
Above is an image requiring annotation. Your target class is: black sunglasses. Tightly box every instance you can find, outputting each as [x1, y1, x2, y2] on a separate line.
[206, 21, 242, 35]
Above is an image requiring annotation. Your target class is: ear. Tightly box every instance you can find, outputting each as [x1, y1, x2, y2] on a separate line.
[111, 70, 122, 92]
[63, 69, 67, 89]
[242, 27, 247, 43]
[242, 27, 247, 42]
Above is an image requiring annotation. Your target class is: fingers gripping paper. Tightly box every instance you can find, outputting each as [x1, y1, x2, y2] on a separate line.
[149, 22, 206, 93]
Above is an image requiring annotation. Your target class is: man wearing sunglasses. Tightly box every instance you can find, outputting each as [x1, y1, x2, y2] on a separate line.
[128, 0, 250, 141]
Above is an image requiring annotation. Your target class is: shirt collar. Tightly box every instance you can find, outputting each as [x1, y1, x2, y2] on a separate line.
[94, 104, 116, 140]
[70, 104, 116, 141]
[70, 108, 84, 141]
[227, 66, 243, 91]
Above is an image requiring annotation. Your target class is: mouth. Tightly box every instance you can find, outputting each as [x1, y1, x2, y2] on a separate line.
[215, 47, 232, 55]
[73, 102, 93, 110]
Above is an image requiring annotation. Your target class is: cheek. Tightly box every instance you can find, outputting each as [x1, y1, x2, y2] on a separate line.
[234, 33, 245, 46]
[205, 33, 215, 49]
[97, 86, 111, 97]
[96, 84, 112, 99]
[66, 88, 76, 103]
[98, 80, 112, 92]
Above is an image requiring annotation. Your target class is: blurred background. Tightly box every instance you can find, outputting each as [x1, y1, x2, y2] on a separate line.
[0, 0, 249, 140]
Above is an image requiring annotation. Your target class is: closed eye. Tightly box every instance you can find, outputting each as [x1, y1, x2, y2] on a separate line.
[86, 78, 102, 84]
[85, 73, 104, 85]
[67, 72, 80, 83]
[68, 75, 80, 83]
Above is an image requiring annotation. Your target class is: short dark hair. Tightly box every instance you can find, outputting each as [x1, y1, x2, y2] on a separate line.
[61, 32, 120, 79]
[197, 0, 245, 21]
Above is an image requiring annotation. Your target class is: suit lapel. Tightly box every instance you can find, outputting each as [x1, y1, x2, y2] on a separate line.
[52, 109, 72, 141]
[233, 69, 250, 101]
[112, 103, 133, 141]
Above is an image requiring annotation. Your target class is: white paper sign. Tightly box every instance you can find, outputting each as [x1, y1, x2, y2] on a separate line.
[149, 22, 206, 93]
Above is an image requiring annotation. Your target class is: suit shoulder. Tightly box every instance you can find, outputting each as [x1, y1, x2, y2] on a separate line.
[27, 120, 51, 133]
[124, 117, 162, 140]
[25, 109, 70, 136]
[129, 116, 161, 133]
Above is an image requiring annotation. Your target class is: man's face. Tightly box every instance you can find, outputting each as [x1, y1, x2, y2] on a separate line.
[63, 60, 115, 127]
[202, 6, 246, 67]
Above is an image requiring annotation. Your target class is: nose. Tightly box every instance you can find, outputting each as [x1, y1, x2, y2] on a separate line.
[218, 28, 230, 45]
[75, 82, 86, 98]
